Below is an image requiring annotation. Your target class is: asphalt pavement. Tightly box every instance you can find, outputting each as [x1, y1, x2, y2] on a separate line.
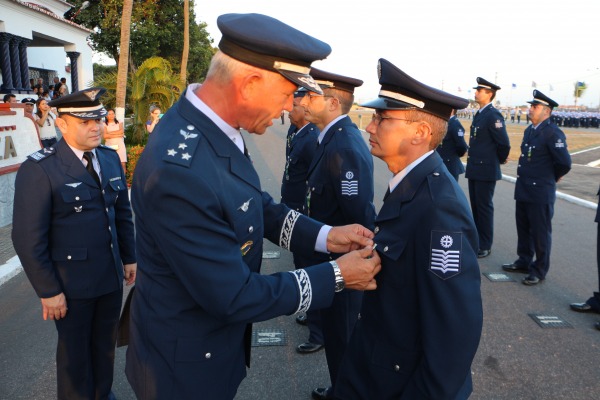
[1, 118, 600, 399]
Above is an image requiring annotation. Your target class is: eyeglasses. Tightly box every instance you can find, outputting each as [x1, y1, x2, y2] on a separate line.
[370, 113, 417, 126]
[306, 93, 335, 102]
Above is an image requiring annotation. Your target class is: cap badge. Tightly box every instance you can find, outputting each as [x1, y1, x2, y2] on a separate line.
[84, 89, 101, 101]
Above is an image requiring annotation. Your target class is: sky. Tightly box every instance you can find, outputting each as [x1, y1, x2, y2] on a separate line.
[188, 0, 600, 109]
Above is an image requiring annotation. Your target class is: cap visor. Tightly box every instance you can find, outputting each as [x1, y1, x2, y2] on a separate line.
[278, 70, 323, 95]
[360, 97, 413, 110]
[63, 109, 108, 120]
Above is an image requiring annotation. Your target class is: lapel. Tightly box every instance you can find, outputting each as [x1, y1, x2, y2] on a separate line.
[176, 91, 261, 192]
[307, 116, 352, 177]
[376, 153, 442, 222]
[96, 149, 119, 189]
[289, 123, 309, 151]
[57, 139, 98, 188]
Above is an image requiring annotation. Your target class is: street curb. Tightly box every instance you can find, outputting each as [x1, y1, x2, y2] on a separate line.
[0, 255, 22, 287]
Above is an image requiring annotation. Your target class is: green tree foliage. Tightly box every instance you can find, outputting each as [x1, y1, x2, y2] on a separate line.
[93, 57, 184, 145]
[70, 0, 215, 83]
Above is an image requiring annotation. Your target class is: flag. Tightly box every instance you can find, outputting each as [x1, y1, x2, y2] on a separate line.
[531, 81, 537, 88]
[576, 81, 587, 89]
[512, 83, 516, 88]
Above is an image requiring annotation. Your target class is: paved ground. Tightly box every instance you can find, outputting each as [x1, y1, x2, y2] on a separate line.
[1, 118, 600, 399]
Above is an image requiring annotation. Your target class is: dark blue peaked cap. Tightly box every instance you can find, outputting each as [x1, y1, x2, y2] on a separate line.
[48, 87, 107, 120]
[473, 77, 501, 91]
[361, 59, 469, 121]
[527, 90, 558, 109]
[217, 13, 331, 94]
[310, 67, 363, 94]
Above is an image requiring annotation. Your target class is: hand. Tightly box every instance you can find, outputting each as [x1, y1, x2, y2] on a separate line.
[124, 263, 137, 286]
[41, 293, 68, 321]
[326, 224, 374, 253]
[336, 246, 381, 291]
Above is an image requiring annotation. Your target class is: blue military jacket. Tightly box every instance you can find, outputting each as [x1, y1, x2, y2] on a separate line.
[515, 118, 571, 204]
[436, 116, 468, 177]
[12, 139, 135, 299]
[465, 104, 510, 181]
[336, 152, 483, 400]
[281, 122, 319, 211]
[125, 90, 338, 400]
[298, 115, 376, 266]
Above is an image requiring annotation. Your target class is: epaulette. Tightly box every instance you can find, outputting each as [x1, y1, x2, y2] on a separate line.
[27, 146, 56, 162]
[98, 144, 117, 151]
[163, 124, 202, 168]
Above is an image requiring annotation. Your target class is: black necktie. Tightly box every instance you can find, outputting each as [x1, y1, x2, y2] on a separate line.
[83, 151, 101, 187]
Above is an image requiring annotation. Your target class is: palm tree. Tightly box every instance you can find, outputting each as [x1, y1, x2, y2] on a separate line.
[180, 0, 190, 84]
[115, 0, 133, 123]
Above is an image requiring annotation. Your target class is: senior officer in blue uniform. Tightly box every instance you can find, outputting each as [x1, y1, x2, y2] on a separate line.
[502, 90, 571, 285]
[570, 184, 600, 330]
[281, 89, 325, 353]
[298, 67, 376, 400]
[124, 14, 381, 400]
[12, 88, 136, 400]
[335, 59, 483, 400]
[436, 109, 468, 181]
[465, 77, 511, 258]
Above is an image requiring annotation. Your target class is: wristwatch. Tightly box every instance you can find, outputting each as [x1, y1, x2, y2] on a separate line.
[329, 260, 345, 292]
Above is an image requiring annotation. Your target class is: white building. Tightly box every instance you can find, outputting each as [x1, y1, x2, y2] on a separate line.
[0, 0, 94, 97]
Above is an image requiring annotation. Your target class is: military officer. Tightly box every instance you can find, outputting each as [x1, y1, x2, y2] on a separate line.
[298, 67, 376, 400]
[124, 14, 381, 400]
[465, 77, 511, 258]
[570, 184, 600, 330]
[281, 89, 325, 353]
[12, 87, 136, 400]
[436, 108, 468, 181]
[335, 58, 483, 400]
[502, 90, 571, 285]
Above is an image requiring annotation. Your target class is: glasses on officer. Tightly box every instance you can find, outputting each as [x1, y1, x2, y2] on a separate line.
[306, 93, 336, 103]
[370, 113, 417, 126]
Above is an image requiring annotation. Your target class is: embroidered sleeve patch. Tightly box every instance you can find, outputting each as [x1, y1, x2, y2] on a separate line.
[495, 119, 504, 129]
[458, 129, 465, 137]
[288, 269, 312, 313]
[279, 210, 300, 250]
[341, 170, 358, 196]
[429, 230, 462, 280]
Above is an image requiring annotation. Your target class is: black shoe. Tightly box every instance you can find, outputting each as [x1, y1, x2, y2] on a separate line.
[312, 386, 333, 400]
[595, 322, 600, 331]
[296, 342, 324, 354]
[477, 249, 491, 258]
[570, 302, 599, 313]
[502, 263, 528, 273]
[522, 276, 542, 286]
[295, 314, 307, 325]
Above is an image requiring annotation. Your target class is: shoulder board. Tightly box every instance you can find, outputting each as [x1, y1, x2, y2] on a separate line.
[27, 146, 56, 162]
[98, 144, 117, 151]
[163, 125, 202, 168]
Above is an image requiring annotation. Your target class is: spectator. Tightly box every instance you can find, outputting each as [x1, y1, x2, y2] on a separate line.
[34, 97, 58, 148]
[104, 109, 127, 172]
[146, 105, 161, 134]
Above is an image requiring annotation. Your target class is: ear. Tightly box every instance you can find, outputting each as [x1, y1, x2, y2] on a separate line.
[238, 72, 263, 101]
[411, 121, 432, 145]
[55, 117, 68, 135]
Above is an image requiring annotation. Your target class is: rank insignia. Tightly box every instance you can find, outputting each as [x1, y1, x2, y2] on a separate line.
[495, 120, 504, 128]
[555, 139, 565, 148]
[241, 240, 253, 256]
[74, 206, 83, 213]
[429, 231, 462, 280]
[66, 182, 82, 188]
[341, 170, 358, 197]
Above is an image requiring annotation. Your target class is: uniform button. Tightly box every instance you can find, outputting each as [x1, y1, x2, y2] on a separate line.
[248, 226, 254, 233]
[383, 246, 389, 252]
[110, 244, 113, 248]
[357, 313, 361, 320]
[108, 226, 112, 231]
[518, 164, 521, 167]
[374, 226, 379, 234]
[311, 187, 315, 192]
[67, 255, 72, 260]
[205, 353, 211, 359]
[105, 208, 109, 212]
[102, 190, 105, 194]
[394, 365, 400, 372]
[433, 172, 440, 176]
[75, 196, 80, 201]
[533, 182, 536, 185]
